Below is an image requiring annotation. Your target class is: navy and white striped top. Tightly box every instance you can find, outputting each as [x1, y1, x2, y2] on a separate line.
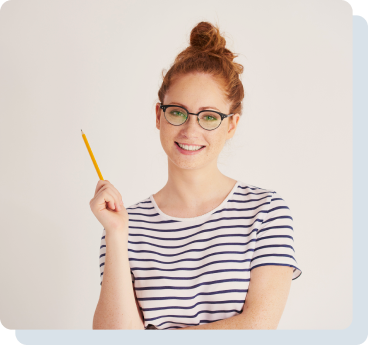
[99, 180, 302, 330]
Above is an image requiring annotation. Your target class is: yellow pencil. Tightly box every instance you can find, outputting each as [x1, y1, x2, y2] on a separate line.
[81, 129, 104, 180]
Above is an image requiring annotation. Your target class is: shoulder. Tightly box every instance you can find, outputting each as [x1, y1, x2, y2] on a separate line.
[235, 182, 291, 215]
[126, 197, 153, 214]
[236, 181, 275, 203]
[237, 181, 274, 195]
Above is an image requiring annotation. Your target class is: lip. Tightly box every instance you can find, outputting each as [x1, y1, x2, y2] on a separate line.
[175, 141, 206, 155]
[176, 141, 206, 147]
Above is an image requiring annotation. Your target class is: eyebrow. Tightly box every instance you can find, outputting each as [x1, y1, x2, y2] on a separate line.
[168, 102, 220, 112]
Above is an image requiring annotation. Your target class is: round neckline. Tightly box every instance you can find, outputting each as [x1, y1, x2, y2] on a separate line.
[149, 180, 241, 222]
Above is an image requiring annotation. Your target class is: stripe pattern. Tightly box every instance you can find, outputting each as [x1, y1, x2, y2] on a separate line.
[99, 181, 302, 330]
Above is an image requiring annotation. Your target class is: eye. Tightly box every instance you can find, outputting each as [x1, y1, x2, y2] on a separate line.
[171, 110, 186, 117]
[204, 116, 216, 121]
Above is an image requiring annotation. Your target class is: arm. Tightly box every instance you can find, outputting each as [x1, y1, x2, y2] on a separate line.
[93, 228, 145, 330]
[175, 265, 293, 330]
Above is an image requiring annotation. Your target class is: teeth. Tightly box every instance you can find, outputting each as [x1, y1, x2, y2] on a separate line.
[177, 142, 203, 151]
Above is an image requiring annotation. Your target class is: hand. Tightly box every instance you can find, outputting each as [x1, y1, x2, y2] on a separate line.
[89, 180, 129, 233]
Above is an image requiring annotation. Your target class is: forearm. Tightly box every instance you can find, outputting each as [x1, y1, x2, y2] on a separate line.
[174, 312, 245, 330]
[175, 305, 278, 330]
[93, 229, 144, 330]
[178, 265, 293, 330]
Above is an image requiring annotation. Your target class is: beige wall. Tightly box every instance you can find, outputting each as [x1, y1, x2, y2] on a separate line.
[0, 0, 352, 329]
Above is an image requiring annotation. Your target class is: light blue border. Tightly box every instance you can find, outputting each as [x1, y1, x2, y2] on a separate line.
[14, 15, 368, 345]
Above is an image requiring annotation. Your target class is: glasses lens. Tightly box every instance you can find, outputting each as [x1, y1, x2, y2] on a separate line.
[198, 111, 222, 130]
[164, 106, 188, 125]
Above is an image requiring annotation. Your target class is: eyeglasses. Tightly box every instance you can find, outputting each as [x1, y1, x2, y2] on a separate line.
[159, 103, 234, 131]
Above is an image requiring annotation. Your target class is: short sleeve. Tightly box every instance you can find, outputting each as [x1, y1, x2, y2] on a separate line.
[99, 228, 135, 286]
[250, 191, 302, 280]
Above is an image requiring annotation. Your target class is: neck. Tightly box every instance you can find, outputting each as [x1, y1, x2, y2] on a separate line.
[159, 159, 235, 209]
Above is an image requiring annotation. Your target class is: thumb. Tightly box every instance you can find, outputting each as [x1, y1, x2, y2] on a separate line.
[117, 200, 125, 211]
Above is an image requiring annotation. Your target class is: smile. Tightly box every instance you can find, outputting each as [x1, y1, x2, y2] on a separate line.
[175, 142, 206, 154]
[176, 142, 205, 151]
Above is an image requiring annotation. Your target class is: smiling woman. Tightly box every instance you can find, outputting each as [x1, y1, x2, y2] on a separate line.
[96, 21, 302, 330]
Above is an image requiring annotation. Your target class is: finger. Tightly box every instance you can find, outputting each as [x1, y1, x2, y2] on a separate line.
[101, 185, 122, 207]
[98, 187, 121, 211]
[92, 181, 123, 211]
[99, 189, 117, 211]
[111, 190, 123, 210]
[108, 185, 123, 204]
[95, 179, 110, 196]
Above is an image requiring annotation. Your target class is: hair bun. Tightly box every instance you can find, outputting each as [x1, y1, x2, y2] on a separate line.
[158, 20, 244, 117]
[190, 21, 226, 54]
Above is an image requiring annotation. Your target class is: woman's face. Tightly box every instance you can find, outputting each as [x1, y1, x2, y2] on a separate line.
[155, 72, 240, 170]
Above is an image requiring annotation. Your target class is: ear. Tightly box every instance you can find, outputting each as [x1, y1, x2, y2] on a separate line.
[227, 114, 240, 139]
[155, 103, 161, 130]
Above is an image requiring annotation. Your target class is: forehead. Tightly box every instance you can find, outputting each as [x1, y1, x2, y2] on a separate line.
[164, 72, 229, 109]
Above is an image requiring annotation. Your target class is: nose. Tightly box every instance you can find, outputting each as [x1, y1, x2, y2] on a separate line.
[184, 113, 200, 127]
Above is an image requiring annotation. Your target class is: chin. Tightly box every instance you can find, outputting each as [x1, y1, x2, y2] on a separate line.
[169, 156, 207, 170]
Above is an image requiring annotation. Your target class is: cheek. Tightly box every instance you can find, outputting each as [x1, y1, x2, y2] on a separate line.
[159, 124, 176, 145]
[207, 132, 227, 150]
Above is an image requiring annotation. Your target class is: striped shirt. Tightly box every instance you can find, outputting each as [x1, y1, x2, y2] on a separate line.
[99, 180, 302, 330]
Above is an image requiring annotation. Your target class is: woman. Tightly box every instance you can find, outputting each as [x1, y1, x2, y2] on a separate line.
[91, 21, 302, 330]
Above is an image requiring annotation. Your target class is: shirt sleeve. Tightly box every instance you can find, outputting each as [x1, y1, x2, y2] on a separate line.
[250, 191, 302, 280]
[99, 228, 135, 286]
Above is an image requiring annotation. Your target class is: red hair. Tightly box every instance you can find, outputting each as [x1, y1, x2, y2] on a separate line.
[158, 21, 245, 116]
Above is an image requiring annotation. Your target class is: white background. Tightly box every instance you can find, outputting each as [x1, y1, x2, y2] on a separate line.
[0, 0, 362, 329]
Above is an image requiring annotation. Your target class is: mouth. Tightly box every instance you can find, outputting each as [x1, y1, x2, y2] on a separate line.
[175, 141, 206, 152]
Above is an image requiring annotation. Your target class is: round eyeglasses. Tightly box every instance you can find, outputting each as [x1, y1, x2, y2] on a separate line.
[159, 103, 234, 131]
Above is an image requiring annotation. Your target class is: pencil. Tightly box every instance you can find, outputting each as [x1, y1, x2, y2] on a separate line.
[81, 129, 104, 180]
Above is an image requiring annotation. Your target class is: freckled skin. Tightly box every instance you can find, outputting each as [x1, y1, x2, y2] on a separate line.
[153, 72, 294, 331]
[155, 72, 240, 171]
